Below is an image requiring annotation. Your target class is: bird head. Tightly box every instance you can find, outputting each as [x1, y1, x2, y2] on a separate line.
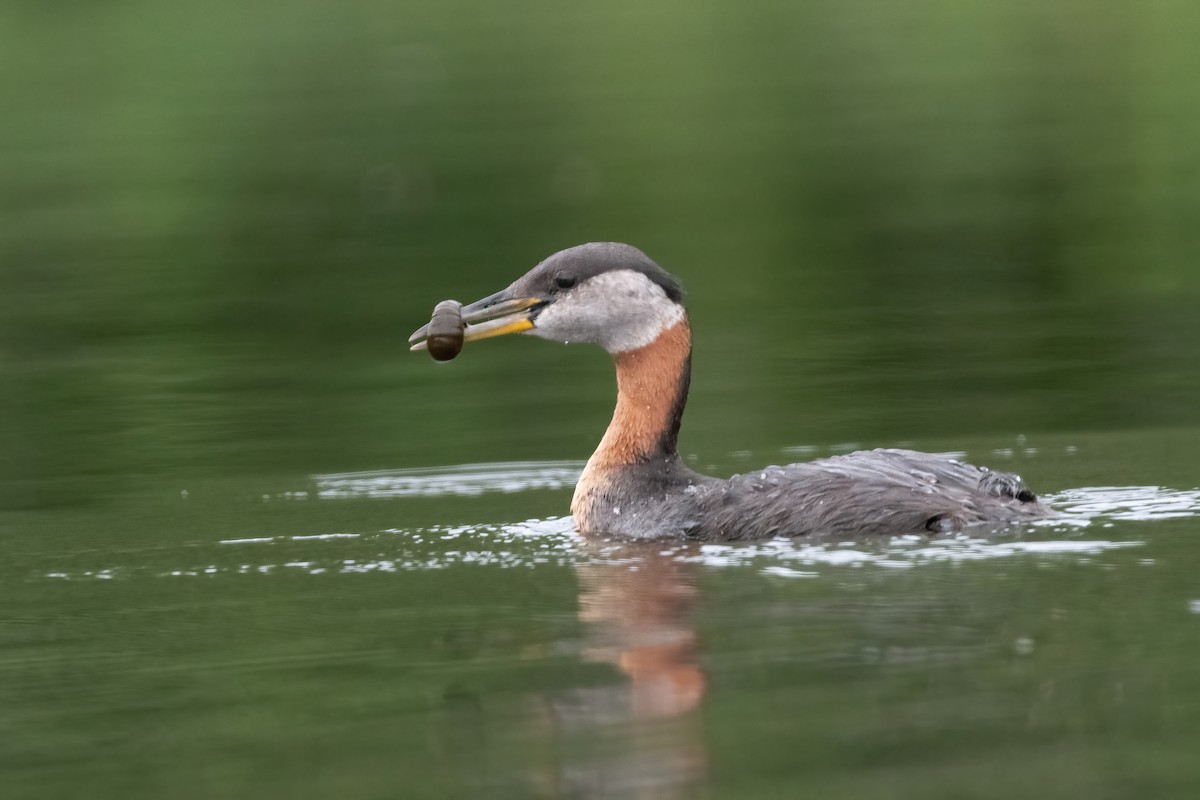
[409, 243, 686, 355]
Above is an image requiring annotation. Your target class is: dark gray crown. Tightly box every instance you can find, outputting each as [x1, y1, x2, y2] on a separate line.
[513, 243, 684, 303]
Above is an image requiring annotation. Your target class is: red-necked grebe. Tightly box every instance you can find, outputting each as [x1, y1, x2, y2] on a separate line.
[409, 242, 1049, 540]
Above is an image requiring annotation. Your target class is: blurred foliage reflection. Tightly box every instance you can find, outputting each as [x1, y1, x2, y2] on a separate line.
[1, 1, 1197, 508]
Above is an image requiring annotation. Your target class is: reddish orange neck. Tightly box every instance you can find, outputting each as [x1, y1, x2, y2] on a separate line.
[588, 319, 692, 469]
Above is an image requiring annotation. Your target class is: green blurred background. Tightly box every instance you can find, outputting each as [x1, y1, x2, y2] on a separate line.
[2, 0, 1197, 501]
[5, 5, 1200, 799]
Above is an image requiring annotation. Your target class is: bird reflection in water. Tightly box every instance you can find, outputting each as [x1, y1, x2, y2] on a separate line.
[542, 542, 708, 798]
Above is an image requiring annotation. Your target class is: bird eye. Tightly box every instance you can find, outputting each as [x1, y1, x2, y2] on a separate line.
[554, 273, 576, 290]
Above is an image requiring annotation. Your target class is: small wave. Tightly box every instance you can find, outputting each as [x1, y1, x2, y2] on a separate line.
[312, 461, 584, 499]
[1046, 486, 1200, 523]
[688, 534, 1144, 577]
[41, 483, 1199, 582]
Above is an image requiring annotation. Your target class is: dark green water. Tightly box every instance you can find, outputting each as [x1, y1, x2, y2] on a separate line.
[4, 2, 1200, 798]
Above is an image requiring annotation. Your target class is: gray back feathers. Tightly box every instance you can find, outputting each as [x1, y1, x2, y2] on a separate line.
[577, 448, 1048, 540]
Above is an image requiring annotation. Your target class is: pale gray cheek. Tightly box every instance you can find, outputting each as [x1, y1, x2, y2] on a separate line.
[526, 272, 683, 352]
[533, 299, 681, 352]
[531, 305, 593, 344]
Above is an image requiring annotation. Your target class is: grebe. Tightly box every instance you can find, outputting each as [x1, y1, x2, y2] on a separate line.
[409, 243, 1049, 540]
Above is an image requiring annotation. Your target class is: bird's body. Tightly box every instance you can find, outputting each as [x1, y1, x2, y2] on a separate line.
[410, 243, 1050, 540]
[576, 447, 1042, 541]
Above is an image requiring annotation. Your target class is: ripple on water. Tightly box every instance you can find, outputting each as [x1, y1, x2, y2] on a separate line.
[690, 535, 1144, 578]
[312, 461, 584, 499]
[39, 464, 1200, 582]
[1047, 485, 1200, 522]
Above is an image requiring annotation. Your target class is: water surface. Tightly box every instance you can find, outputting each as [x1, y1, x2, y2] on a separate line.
[4, 1, 1200, 797]
[7, 431, 1200, 798]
